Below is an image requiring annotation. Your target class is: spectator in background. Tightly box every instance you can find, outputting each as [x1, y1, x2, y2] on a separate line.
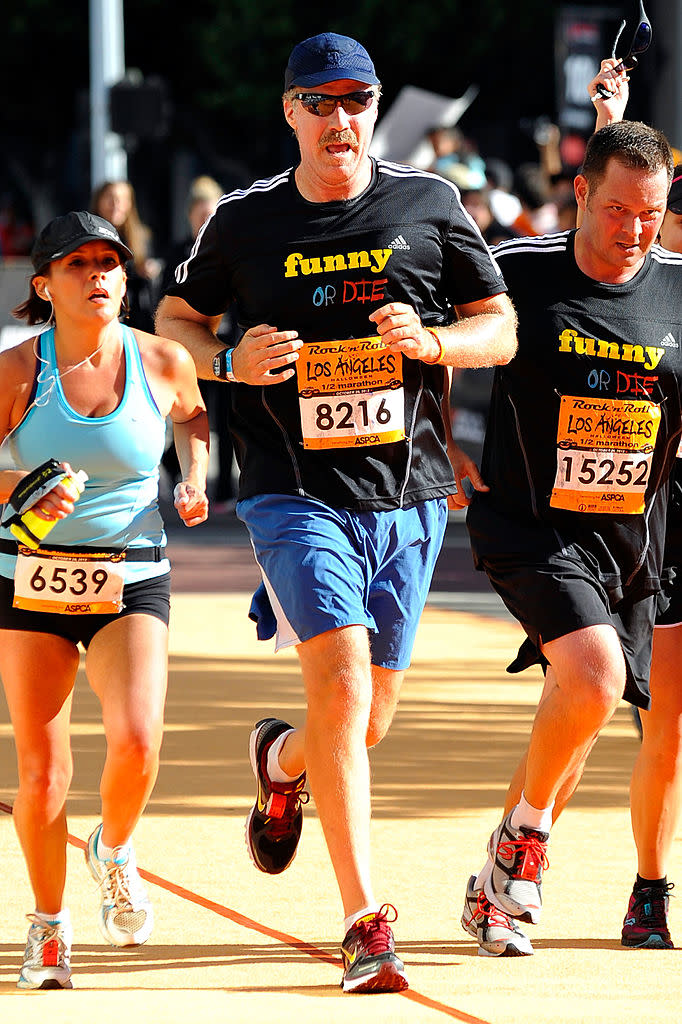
[0, 194, 34, 259]
[91, 181, 161, 332]
[427, 125, 487, 189]
[555, 191, 578, 231]
[160, 176, 238, 512]
[160, 176, 224, 293]
[460, 188, 519, 247]
[511, 162, 559, 236]
[484, 158, 522, 228]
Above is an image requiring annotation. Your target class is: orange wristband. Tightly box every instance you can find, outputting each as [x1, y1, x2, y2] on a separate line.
[424, 327, 445, 365]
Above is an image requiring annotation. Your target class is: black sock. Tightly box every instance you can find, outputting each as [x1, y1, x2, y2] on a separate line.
[634, 873, 667, 891]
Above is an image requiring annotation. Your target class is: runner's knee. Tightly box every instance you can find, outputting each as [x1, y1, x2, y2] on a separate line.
[18, 758, 73, 813]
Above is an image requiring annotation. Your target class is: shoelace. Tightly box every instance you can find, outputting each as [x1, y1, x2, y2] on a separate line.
[266, 777, 310, 838]
[101, 854, 137, 910]
[467, 889, 515, 931]
[632, 883, 674, 928]
[498, 833, 550, 881]
[25, 914, 69, 966]
[348, 903, 398, 956]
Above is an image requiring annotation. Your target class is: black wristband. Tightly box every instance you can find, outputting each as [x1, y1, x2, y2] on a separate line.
[212, 348, 238, 382]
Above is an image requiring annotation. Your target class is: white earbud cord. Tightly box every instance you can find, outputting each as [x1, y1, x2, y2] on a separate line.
[33, 323, 109, 409]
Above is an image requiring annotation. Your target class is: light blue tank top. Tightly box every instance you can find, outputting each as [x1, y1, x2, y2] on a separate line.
[0, 324, 170, 583]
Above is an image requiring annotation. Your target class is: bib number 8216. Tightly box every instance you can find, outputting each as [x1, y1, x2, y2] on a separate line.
[315, 397, 391, 431]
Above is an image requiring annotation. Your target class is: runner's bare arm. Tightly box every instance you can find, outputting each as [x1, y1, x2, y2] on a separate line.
[162, 338, 210, 527]
[369, 293, 517, 368]
[589, 58, 629, 130]
[0, 346, 65, 508]
[439, 365, 489, 509]
[448, 440, 489, 509]
[156, 295, 302, 386]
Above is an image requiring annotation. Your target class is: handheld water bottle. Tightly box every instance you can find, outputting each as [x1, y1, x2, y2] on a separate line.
[4, 459, 88, 549]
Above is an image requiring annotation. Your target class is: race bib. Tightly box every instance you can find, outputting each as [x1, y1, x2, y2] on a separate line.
[551, 395, 660, 514]
[13, 547, 126, 614]
[295, 337, 406, 450]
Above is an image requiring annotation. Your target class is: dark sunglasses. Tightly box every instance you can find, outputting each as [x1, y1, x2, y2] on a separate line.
[615, 0, 652, 71]
[596, 1, 652, 97]
[293, 90, 375, 117]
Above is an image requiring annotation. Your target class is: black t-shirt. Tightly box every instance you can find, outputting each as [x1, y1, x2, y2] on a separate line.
[167, 158, 506, 510]
[468, 231, 682, 600]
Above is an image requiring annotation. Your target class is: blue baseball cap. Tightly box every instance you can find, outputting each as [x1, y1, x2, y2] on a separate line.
[284, 33, 379, 90]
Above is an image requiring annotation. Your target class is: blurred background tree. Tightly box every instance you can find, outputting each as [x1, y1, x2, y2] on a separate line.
[0, 0, 657, 252]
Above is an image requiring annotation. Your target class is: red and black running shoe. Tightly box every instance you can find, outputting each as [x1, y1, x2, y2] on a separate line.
[246, 718, 308, 874]
[621, 883, 674, 949]
[340, 904, 409, 993]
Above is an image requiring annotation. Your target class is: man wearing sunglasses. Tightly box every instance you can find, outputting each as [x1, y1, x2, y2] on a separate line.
[157, 31, 516, 992]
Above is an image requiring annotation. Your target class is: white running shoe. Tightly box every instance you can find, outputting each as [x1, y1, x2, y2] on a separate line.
[17, 913, 73, 989]
[86, 824, 153, 946]
[461, 875, 534, 956]
[485, 811, 549, 924]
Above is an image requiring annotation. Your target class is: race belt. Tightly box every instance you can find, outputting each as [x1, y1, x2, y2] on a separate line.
[8, 544, 163, 614]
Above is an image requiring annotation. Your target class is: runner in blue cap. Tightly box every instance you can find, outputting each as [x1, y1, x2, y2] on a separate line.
[158, 31, 516, 992]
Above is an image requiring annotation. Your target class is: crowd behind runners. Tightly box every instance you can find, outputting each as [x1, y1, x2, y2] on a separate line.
[6, 28, 682, 997]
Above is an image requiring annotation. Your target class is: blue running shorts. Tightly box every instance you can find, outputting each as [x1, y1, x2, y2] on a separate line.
[237, 494, 448, 670]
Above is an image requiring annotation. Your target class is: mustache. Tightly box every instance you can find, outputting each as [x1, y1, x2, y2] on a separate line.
[318, 129, 358, 150]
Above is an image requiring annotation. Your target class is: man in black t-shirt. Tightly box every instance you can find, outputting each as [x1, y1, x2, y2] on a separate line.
[457, 121, 682, 957]
[156, 32, 517, 992]
[462, 56, 682, 964]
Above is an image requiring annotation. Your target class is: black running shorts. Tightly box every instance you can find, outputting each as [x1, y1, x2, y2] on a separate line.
[656, 569, 682, 628]
[0, 572, 171, 648]
[480, 553, 656, 710]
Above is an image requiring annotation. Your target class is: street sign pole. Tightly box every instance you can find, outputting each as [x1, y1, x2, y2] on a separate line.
[89, 0, 127, 191]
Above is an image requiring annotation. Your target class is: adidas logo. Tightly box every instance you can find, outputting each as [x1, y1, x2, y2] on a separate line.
[389, 234, 410, 250]
[660, 332, 678, 348]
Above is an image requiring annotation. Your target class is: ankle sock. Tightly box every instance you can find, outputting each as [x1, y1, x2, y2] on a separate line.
[344, 903, 380, 933]
[266, 728, 300, 783]
[635, 873, 668, 891]
[510, 792, 553, 834]
[97, 827, 130, 863]
[34, 907, 70, 927]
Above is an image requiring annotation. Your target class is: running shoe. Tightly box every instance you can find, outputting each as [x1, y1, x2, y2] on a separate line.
[485, 810, 549, 924]
[340, 904, 409, 993]
[17, 914, 73, 989]
[461, 874, 534, 956]
[621, 883, 675, 949]
[246, 718, 308, 874]
[85, 823, 153, 946]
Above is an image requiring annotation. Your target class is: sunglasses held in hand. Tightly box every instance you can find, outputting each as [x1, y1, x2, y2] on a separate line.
[595, 1, 652, 99]
[294, 90, 376, 117]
